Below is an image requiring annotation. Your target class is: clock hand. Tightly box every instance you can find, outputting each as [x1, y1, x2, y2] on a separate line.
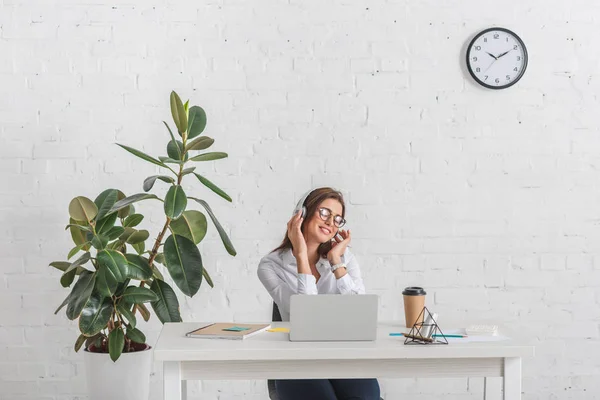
[497, 49, 513, 59]
[485, 51, 498, 60]
[483, 58, 497, 74]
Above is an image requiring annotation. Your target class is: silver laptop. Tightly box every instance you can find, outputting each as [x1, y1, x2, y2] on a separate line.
[289, 294, 378, 341]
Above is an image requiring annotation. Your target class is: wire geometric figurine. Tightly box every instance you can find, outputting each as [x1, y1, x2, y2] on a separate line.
[404, 306, 449, 345]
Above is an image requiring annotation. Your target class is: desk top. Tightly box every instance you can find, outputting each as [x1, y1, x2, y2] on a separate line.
[154, 322, 534, 362]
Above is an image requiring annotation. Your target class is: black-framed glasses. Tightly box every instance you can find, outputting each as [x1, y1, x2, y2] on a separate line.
[317, 207, 346, 228]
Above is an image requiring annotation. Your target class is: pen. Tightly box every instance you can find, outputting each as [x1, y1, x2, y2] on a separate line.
[389, 333, 468, 338]
[433, 334, 467, 338]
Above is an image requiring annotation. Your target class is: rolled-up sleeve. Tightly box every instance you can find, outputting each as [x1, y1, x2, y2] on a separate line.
[297, 273, 318, 295]
[257, 258, 318, 318]
[336, 250, 366, 295]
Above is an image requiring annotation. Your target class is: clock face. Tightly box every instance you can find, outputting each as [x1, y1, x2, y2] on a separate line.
[466, 27, 528, 90]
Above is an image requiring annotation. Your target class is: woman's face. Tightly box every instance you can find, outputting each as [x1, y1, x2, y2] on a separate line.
[303, 198, 343, 244]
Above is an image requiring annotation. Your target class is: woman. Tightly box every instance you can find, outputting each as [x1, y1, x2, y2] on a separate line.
[257, 187, 381, 400]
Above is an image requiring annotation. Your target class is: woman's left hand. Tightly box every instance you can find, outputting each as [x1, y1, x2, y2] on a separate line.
[327, 229, 351, 265]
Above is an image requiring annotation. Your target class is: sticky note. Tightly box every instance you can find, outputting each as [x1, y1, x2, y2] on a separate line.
[267, 328, 290, 333]
[222, 326, 250, 332]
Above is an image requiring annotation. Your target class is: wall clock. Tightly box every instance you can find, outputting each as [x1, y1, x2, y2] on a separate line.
[466, 27, 528, 90]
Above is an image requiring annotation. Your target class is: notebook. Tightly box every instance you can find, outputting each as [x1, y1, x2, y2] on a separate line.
[466, 324, 498, 336]
[185, 323, 271, 340]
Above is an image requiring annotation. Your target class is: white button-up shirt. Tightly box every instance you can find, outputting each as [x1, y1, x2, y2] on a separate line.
[257, 247, 366, 321]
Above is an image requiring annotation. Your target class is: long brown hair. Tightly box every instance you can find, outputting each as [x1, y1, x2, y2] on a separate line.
[271, 187, 346, 259]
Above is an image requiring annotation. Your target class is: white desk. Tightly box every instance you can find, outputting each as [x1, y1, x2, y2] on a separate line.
[154, 322, 534, 400]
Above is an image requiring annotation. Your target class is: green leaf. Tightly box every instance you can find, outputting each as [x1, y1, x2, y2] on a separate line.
[67, 243, 88, 260]
[96, 266, 118, 297]
[163, 121, 177, 144]
[51, 260, 87, 286]
[186, 136, 214, 152]
[79, 293, 113, 336]
[74, 333, 87, 352]
[167, 140, 187, 161]
[189, 152, 228, 162]
[115, 279, 131, 297]
[123, 214, 144, 228]
[126, 327, 146, 344]
[117, 304, 136, 329]
[126, 229, 149, 244]
[65, 271, 96, 320]
[54, 293, 71, 315]
[68, 196, 98, 222]
[50, 261, 71, 272]
[137, 303, 151, 322]
[163, 234, 203, 296]
[105, 226, 125, 241]
[121, 286, 159, 303]
[97, 250, 127, 288]
[170, 210, 207, 245]
[123, 254, 153, 280]
[158, 156, 185, 165]
[91, 234, 109, 250]
[188, 197, 237, 256]
[183, 99, 189, 113]
[116, 191, 133, 219]
[116, 144, 165, 168]
[164, 185, 187, 219]
[193, 173, 232, 202]
[94, 189, 118, 221]
[84, 333, 103, 350]
[132, 241, 145, 255]
[108, 193, 160, 215]
[60, 269, 77, 288]
[154, 253, 166, 265]
[96, 211, 118, 235]
[119, 227, 136, 242]
[69, 218, 91, 251]
[61, 252, 91, 288]
[92, 335, 103, 349]
[150, 279, 182, 323]
[65, 223, 92, 233]
[143, 175, 175, 192]
[170, 91, 188, 135]
[182, 167, 196, 176]
[187, 106, 207, 140]
[152, 265, 165, 280]
[202, 268, 214, 288]
[106, 240, 125, 251]
[108, 328, 125, 362]
[62, 252, 91, 278]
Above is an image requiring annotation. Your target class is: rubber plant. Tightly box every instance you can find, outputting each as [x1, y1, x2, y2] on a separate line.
[50, 91, 236, 361]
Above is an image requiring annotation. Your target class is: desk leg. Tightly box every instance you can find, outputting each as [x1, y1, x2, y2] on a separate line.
[484, 377, 501, 400]
[503, 357, 521, 400]
[484, 377, 488, 400]
[164, 361, 183, 400]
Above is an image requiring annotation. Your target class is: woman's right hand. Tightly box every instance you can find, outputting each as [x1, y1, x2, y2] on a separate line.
[287, 210, 308, 261]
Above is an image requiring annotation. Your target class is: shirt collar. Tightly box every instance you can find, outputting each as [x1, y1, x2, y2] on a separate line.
[281, 248, 338, 270]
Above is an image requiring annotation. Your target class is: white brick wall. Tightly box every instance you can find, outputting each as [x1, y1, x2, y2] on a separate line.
[1, 0, 599, 398]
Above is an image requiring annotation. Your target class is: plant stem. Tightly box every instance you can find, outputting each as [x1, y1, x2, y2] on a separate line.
[114, 309, 130, 352]
[108, 310, 115, 332]
[147, 217, 172, 271]
[132, 135, 186, 317]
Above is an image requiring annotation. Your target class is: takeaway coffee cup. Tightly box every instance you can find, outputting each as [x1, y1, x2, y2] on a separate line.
[402, 287, 427, 328]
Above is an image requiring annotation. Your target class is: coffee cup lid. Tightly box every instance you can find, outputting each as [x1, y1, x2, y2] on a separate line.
[402, 286, 426, 296]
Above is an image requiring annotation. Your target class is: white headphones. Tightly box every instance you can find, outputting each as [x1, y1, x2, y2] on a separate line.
[292, 189, 314, 219]
[292, 187, 344, 219]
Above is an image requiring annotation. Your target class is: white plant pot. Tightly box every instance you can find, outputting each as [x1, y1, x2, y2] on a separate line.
[83, 344, 152, 400]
